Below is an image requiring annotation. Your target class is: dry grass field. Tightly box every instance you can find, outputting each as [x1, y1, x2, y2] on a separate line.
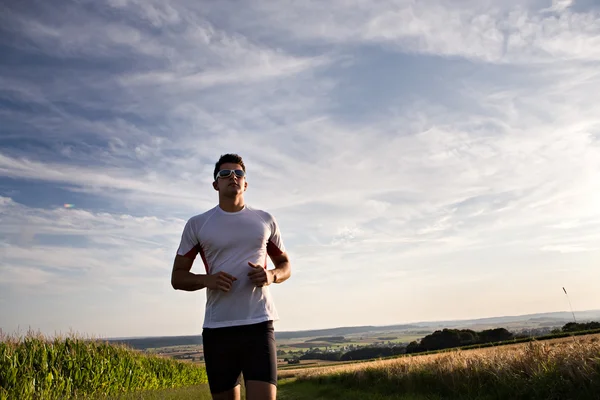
[277, 333, 600, 399]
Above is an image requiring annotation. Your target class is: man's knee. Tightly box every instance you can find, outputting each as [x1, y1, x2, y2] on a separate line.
[245, 380, 277, 400]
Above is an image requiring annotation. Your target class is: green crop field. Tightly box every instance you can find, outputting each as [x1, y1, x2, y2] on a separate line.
[0, 332, 207, 400]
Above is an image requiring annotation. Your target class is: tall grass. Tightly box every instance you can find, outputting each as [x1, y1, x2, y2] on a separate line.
[0, 330, 207, 400]
[288, 335, 600, 400]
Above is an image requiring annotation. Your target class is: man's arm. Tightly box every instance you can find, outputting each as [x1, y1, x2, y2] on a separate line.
[171, 255, 237, 292]
[171, 255, 207, 291]
[269, 252, 291, 284]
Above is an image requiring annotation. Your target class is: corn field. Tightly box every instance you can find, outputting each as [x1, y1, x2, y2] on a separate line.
[0, 331, 207, 400]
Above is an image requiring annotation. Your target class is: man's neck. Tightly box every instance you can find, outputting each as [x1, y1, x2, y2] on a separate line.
[218, 197, 245, 213]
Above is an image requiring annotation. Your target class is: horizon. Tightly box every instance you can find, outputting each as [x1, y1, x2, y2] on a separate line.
[2, 0, 600, 338]
[5, 307, 598, 341]
[108, 307, 599, 340]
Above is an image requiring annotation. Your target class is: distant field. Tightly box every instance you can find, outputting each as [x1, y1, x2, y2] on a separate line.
[276, 333, 426, 352]
[145, 333, 425, 360]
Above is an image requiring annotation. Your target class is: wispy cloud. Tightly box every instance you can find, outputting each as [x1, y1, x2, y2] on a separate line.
[226, 0, 600, 63]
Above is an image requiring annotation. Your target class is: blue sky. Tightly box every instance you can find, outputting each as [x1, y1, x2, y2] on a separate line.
[1, 0, 600, 338]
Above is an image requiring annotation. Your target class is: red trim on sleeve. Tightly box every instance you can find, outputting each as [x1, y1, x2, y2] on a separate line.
[266, 240, 283, 258]
[198, 245, 210, 274]
[182, 247, 198, 259]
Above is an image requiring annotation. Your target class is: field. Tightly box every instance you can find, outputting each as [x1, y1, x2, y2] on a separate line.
[279, 333, 600, 399]
[144, 345, 204, 364]
[0, 332, 207, 400]
[102, 333, 600, 399]
[276, 333, 426, 352]
[3, 330, 600, 399]
[110, 313, 595, 370]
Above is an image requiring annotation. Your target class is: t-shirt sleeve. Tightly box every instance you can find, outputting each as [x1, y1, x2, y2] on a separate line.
[266, 215, 286, 257]
[176, 218, 200, 259]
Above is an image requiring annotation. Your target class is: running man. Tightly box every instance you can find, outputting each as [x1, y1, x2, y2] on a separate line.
[171, 153, 292, 400]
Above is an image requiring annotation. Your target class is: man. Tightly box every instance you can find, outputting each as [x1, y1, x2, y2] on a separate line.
[171, 153, 292, 400]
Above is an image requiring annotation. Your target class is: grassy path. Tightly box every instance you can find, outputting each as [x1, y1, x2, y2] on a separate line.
[100, 384, 213, 399]
[278, 380, 440, 400]
[107, 380, 440, 400]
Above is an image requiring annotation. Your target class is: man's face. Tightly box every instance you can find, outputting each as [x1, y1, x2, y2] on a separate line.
[213, 162, 247, 196]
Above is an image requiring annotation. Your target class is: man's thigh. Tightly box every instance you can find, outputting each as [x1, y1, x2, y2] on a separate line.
[202, 327, 243, 396]
[241, 321, 278, 398]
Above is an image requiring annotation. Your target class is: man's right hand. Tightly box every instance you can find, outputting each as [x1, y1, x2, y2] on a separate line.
[204, 272, 237, 292]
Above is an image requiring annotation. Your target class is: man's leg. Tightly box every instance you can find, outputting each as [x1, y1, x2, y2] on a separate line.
[245, 380, 276, 400]
[241, 321, 278, 400]
[202, 327, 243, 400]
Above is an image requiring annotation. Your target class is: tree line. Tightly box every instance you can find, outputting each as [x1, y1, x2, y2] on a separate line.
[405, 328, 513, 354]
[552, 321, 600, 333]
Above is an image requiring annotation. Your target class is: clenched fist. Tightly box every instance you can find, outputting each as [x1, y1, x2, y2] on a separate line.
[205, 271, 237, 292]
[247, 262, 274, 287]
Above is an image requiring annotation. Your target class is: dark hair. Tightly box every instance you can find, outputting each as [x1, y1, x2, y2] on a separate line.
[213, 153, 246, 180]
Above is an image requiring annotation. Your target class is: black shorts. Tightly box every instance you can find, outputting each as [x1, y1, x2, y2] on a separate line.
[202, 320, 277, 394]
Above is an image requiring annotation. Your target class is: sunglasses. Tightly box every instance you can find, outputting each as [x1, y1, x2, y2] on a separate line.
[215, 169, 246, 180]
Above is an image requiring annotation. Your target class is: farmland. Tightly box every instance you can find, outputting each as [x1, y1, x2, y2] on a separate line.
[99, 312, 600, 380]
[2, 331, 600, 399]
[69, 333, 600, 399]
[138, 330, 431, 368]
[4, 312, 600, 399]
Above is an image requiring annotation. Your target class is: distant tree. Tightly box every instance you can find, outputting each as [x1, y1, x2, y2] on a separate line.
[458, 330, 478, 345]
[420, 329, 464, 351]
[478, 328, 513, 343]
[562, 321, 600, 332]
[406, 341, 421, 354]
[410, 327, 514, 353]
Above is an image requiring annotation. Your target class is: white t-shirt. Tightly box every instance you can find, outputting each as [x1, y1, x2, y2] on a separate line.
[176, 204, 286, 329]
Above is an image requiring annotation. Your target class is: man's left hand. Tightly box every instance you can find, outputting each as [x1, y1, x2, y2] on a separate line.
[248, 262, 274, 287]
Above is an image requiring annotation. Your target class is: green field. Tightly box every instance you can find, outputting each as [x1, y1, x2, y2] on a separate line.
[274, 333, 428, 358]
[0, 333, 207, 400]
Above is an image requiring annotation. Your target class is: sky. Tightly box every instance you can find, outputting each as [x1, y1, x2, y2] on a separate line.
[1, 0, 600, 339]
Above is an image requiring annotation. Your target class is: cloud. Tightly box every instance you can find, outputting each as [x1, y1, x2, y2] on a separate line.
[542, 0, 574, 13]
[0, 197, 187, 286]
[2, 0, 600, 336]
[215, 0, 600, 64]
